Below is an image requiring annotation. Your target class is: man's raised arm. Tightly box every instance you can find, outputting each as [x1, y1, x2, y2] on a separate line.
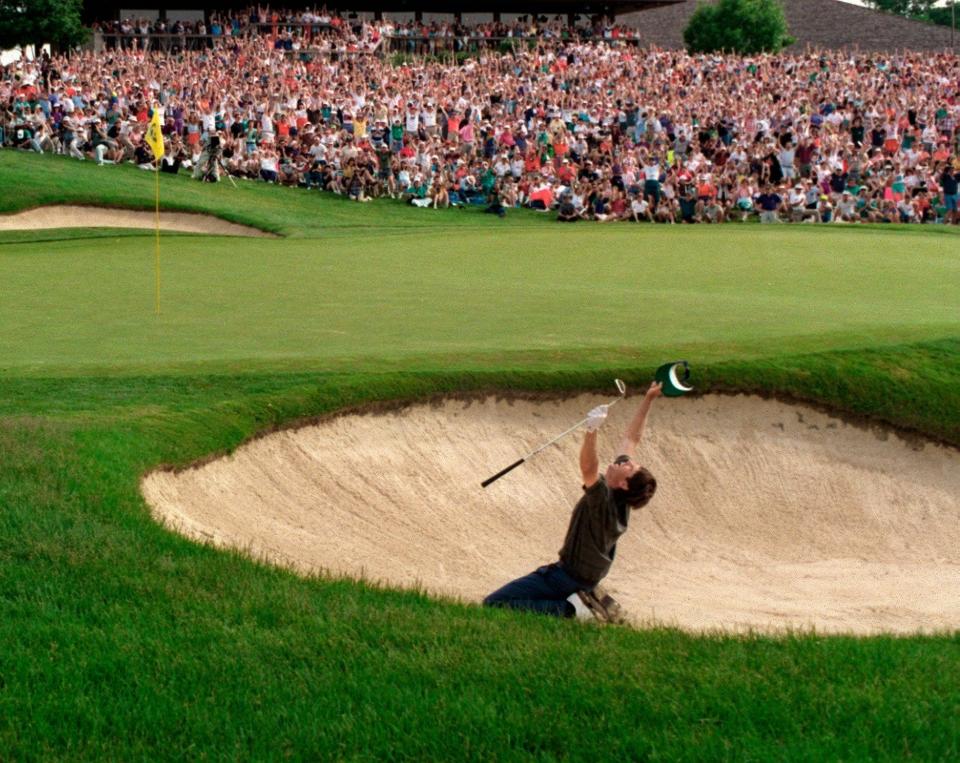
[619, 382, 663, 458]
[580, 404, 609, 488]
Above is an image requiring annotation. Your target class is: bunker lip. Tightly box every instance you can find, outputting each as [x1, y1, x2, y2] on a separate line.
[154, 387, 958, 477]
[142, 393, 960, 636]
[0, 204, 279, 237]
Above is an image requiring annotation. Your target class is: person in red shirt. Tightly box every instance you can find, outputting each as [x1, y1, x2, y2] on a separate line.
[605, 188, 628, 221]
[524, 148, 541, 174]
[697, 175, 717, 203]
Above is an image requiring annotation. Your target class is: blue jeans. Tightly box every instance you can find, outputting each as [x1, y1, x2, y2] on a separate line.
[483, 563, 592, 618]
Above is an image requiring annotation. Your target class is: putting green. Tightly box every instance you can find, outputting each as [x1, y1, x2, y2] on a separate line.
[1, 225, 957, 374]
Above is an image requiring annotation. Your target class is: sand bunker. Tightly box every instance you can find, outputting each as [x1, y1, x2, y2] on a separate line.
[142, 394, 960, 635]
[0, 205, 275, 237]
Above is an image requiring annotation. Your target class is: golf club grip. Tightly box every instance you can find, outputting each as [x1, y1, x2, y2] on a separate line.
[481, 458, 525, 488]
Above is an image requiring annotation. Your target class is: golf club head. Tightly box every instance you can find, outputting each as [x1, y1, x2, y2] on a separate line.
[614, 378, 626, 396]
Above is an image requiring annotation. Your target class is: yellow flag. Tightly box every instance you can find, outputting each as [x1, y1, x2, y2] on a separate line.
[145, 106, 165, 161]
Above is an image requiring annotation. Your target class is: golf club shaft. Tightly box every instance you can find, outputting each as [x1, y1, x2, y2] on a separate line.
[480, 392, 625, 488]
[480, 458, 525, 488]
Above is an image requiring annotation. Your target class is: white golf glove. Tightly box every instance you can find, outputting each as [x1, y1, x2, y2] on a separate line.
[585, 404, 609, 432]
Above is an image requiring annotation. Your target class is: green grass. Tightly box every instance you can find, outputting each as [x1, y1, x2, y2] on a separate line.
[1, 224, 958, 375]
[0, 149, 555, 238]
[1, 151, 959, 760]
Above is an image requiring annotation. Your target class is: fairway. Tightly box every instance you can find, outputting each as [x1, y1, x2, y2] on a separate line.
[2, 154, 959, 760]
[2, 224, 958, 373]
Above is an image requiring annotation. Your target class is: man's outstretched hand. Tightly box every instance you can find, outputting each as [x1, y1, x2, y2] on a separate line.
[585, 404, 609, 432]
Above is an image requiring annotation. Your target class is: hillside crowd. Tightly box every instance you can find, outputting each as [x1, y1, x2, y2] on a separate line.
[3, 14, 959, 225]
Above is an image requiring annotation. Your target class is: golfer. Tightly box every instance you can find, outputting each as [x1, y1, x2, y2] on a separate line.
[483, 382, 662, 621]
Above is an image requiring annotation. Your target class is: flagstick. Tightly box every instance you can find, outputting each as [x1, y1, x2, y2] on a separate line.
[154, 157, 161, 315]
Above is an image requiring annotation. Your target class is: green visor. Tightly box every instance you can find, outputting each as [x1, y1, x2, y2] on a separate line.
[654, 361, 693, 397]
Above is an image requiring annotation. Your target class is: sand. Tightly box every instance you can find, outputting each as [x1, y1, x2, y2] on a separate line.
[141, 394, 960, 635]
[0, 205, 275, 237]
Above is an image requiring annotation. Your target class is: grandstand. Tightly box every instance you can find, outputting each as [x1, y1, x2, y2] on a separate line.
[5, 4, 959, 227]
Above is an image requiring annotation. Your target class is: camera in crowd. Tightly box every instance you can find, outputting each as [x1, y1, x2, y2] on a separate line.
[14, 125, 34, 141]
[194, 132, 225, 182]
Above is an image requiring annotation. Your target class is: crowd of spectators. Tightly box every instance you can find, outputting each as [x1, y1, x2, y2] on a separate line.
[3, 17, 959, 225]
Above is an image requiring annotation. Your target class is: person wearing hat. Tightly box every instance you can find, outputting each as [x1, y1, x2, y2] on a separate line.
[483, 382, 663, 623]
[836, 190, 858, 223]
[90, 116, 120, 164]
[789, 182, 816, 222]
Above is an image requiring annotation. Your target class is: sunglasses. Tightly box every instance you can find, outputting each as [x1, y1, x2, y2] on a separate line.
[613, 455, 631, 465]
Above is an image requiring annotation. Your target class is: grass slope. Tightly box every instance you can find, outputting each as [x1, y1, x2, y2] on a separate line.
[1, 151, 959, 760]
[0, 150, 554, 237]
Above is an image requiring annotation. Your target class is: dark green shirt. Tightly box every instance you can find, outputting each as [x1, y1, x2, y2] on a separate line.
[558, 477, 630, 586]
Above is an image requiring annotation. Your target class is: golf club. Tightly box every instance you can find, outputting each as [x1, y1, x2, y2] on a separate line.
[481, 379, 627, 488]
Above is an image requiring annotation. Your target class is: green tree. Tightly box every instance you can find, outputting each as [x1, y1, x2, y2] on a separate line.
[861, 0, 937, 16]
[864, 0, 957, 31]
[683, 0, 794, 54]
[0, 0, 87, 53]
[926, 5, 957, 28]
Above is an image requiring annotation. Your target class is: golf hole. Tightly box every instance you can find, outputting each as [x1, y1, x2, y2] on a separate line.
[142, 394, 960, 635]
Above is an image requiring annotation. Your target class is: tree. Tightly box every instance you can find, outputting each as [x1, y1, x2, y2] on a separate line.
[926, 5, 957, 29]
[864, 0, 957, 31]
[0, 0, 87, 53]
[861, 0, 937, 16]
[683, 0, 794, 55]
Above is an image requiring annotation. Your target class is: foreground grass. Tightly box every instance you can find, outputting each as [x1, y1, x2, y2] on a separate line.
[1, 151, 959, 759]
[3, 353, 960, 760]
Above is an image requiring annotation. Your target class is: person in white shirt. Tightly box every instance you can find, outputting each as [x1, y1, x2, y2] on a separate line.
[421, 102, 437, 136]
[405, 103, 420, 134]
[836, 190, 858, 222]
[640, 155, 661, 211]
[629, 193, 653, 222]
[778, 142, 796, 181]
[788, 183, 812, 222]
[259, 148, 279, 182]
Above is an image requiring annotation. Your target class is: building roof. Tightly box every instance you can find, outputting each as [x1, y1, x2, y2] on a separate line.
[84, 1, 683, 20]
[619, 0, 958, 52]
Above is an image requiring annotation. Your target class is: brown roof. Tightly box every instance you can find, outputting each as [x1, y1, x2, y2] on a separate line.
[85, 1, 683, 20]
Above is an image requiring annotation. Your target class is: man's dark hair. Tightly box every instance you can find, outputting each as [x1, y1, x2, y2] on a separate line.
[614, 467, 657, 508]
